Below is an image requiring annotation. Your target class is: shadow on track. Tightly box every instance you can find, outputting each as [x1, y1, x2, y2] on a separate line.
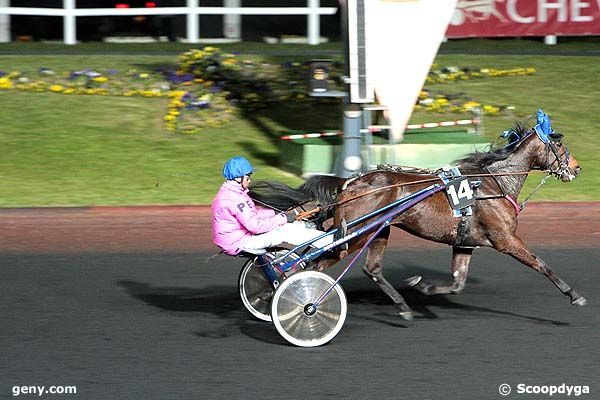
[347, 289, 570, 326]
[118, 268, 569, 347]
[116, 280, 285, 345]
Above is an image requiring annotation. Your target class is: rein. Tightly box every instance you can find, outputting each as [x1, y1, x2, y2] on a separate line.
[295, 169, 549, 220]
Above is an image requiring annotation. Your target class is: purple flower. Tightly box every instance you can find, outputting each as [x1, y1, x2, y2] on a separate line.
[181, 92, 193, 102]
[189, 100, 211, 109]
[0, 71, 6, 77]
[69, 71, 84, 80]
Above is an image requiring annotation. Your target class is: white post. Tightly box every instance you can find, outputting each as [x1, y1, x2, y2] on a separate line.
[544, 35, 557, 45]
[223, 0, 240, 39]
[308, 0, 320, 45]
[63, 0, 76, 45]
[0, 0, 9, 43]
[187, 0, 199, 43]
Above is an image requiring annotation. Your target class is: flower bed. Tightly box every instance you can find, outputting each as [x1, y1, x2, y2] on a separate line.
[0, 47, 536, 134]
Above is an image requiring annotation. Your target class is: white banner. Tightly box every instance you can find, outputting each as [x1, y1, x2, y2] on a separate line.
[368, 0, 458, 141]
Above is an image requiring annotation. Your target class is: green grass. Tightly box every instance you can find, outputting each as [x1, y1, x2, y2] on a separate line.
[0, 90, 307, 206]
[1, 43, 599, 206]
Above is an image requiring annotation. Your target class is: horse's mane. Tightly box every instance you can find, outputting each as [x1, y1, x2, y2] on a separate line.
[457, 122, 530, 171]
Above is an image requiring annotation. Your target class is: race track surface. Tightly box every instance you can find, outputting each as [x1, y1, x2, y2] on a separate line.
[1, 205, 599, 400]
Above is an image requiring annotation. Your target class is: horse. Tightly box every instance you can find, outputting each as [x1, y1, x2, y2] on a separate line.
[251, 115, 586, 320]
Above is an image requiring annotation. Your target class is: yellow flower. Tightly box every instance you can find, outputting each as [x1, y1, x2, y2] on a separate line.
[49, 84, 64, 92]
[139, 73, 149, 79]
[169, 90, 187, 98]
[164, 115, 176, 122]
[483, 105, 500, 114]
[93, 76, 108, 83]
[0, 77, 13, 89]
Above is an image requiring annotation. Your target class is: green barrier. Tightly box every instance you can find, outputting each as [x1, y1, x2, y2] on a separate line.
[279, 129, 490, 175]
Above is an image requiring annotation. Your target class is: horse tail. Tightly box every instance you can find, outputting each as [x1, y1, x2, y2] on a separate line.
[298, 175, 347, 206]
[249, 180, 311, 211]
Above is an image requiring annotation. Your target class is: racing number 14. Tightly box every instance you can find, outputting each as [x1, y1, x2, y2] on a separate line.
[445, 177, 475, 210]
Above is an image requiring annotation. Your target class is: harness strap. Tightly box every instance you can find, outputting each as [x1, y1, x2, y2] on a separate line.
[454, 213, 470, 246]
[295, 170, 546, 220]
[519, 173, 552, 211]
[504, 194, 521, 215]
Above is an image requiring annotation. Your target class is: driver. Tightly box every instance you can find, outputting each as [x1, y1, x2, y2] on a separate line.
[212, 156, 334, 256]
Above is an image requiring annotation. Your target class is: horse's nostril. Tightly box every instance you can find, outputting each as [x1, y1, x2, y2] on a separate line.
[575, 166, 582, 175]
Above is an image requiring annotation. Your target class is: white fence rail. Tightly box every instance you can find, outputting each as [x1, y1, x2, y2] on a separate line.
[0, 0, 338, 45]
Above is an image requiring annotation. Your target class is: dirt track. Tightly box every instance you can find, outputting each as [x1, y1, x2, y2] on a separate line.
[2, 203, 599, 254]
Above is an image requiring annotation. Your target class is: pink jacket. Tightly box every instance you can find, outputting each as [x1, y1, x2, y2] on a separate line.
[211, 180, 287, 255]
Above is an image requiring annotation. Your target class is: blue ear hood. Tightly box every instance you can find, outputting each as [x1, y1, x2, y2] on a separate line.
[534, 109, 553, 143]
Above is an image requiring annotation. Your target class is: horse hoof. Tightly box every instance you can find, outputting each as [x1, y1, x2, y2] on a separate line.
[405, 275, 423, 287]
[398, 311, 414, 321]
[572, 296, 587, 307]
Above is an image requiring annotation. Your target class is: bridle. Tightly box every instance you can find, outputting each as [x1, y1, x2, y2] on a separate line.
[504, 127, 572, 178]
[543, 137, 571, 178]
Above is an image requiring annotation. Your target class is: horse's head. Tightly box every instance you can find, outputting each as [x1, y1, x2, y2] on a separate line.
[528, 110, 581, 182]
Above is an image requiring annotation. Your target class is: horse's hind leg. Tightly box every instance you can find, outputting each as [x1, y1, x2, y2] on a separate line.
[362, 227, 414, 321]
[493, 235, 587, 306]
[408, 247, 473, 295]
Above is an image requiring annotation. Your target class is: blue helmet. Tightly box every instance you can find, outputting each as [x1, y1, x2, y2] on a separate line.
[223, 156, 253, 180]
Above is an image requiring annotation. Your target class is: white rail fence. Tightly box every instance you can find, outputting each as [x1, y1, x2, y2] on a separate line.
[0, 0, 338, 45]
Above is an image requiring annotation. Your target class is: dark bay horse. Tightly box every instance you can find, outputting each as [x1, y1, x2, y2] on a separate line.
[251, 119, 586, 320]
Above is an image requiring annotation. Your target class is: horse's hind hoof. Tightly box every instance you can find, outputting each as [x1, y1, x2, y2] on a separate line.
[398, 311, 414, 321]
[405, 275, 423, 287]
[571, 296, 587, 307]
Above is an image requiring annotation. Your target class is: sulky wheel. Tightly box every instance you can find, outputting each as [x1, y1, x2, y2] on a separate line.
[238, 250, 304, 322]
[271, 271, 347, 347]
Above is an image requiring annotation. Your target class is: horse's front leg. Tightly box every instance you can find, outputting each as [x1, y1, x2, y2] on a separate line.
[361, 227, 414, 321]
[492, 235, 587, 306]
[407, 247, 473, 295]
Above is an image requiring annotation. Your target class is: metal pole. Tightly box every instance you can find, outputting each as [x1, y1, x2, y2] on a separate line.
[336, 0, 363, 177]
[0, 0, 9, 43]
[223, 0, 240, 39]
[362, 107, 372, 170]
[339, 101, 363, 177]
[307, 0, 319, 45]
[187, 0, 199, 43]
[63, 0, 76, 45]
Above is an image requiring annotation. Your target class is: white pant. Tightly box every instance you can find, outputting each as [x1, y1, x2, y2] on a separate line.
[241, 222, 333, 252]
